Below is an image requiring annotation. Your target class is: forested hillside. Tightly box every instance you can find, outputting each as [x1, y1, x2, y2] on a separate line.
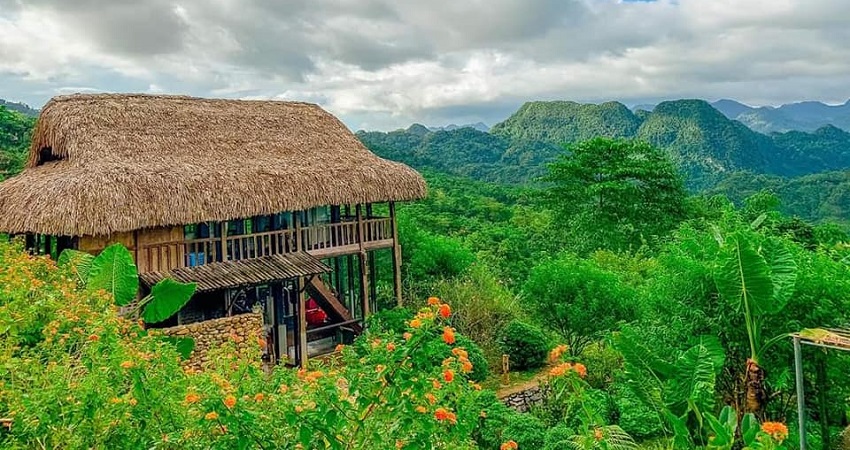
[360, 99, 850, 217]
[712, 98, 850, 133]
[0, 106, 35, 179]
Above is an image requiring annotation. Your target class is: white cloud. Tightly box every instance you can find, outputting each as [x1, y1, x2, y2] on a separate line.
[1, 0, 849, 129]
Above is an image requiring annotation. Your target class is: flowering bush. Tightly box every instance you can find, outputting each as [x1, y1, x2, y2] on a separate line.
[0, 243, 490, 449]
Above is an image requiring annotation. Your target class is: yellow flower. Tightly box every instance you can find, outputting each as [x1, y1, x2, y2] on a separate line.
[205, 411, 219, 421]
[120, 361, 134, 369]
[409, 318, 422, 329]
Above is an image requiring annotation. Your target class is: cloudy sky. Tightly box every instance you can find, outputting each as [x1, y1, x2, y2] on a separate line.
[1, 0, 849, 130]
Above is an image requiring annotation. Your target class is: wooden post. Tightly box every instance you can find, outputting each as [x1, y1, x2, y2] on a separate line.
[502, 354, 510, 386]
[356, 205, 370, 319]
[793, 336, 807, 450]
[298, 277, 308, 369]
[293, 212, 302, 252]
[221, 221, 229, 262]
[389, 202, 403, 307]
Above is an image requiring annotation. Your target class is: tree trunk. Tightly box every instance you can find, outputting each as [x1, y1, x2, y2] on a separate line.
[745, 358, 766, 414]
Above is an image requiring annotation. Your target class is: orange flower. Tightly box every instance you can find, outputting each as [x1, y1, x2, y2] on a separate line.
[442, 327, 455, 345]
[409, 318, 422, 328]
[335, 344, 345, 352]
[594, 428, 604, 441]
[386, 342, 396, 352]
[500, 441, 518, 450]
[438, 304, 451, 319]
[376, 365, 386, 373]
[434, 407, 453, 422]
[88, 334, 100, 342]
[549, 363, 569, 377]
[443, 370, 455, 383]
[462, 360, 474, 373]
[427, 297, 441, 306]
[223, 395, 237, 409]
[109, 397, 122, 404]
[573, 363, 587, 378]
[205, 411, 219, 421]
[432, 379, 442, 389]
[120, 361, 134, 369]
[128, 398, 138, 406]
[415, 406, 427, 413]
[425, 393, 437, 404]
[451, 348, 468, 358]
[254, 393, 265, 402]
[185, 393, 201, 404]
[761, 422, 788, 442]
[549, 344, 569, 363]
[403, 332, 413, 340]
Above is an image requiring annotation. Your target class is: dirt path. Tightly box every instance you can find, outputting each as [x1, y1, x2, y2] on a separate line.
[495, 372, 548, 399]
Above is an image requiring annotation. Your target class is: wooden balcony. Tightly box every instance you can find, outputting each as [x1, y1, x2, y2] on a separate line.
[137, 217, 394, 273]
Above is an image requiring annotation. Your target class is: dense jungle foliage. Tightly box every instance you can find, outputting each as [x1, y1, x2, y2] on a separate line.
[2, 104, 850, 448]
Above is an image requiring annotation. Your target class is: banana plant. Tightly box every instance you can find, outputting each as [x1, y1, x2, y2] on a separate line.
[713, 220, 797, 413]
[614, 327, 726, 447]
[58, 243, 197, 357]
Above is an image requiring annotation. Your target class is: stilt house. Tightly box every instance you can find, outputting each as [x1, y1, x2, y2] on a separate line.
[0, 94, 426, 367]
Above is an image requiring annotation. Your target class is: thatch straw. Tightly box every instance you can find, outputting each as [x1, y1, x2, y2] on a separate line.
[0, 94, 426, 236]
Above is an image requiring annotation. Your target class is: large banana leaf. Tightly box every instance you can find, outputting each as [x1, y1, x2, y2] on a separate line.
[86, 244, 138, 306]
[57, 249, 95, 285]
[668, 336, 725, 418]
[715, 233, 796, 315]
[761, 237, 797, 312]
[142, 278, 196, 324]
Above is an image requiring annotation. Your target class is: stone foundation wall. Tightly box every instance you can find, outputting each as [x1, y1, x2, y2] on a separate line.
[160, 313, 264, 370]
[500, 384, 545, 413]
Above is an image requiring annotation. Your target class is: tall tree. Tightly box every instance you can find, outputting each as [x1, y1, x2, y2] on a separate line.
[545, 137, 687, 252]
[0, 106, 35, 179]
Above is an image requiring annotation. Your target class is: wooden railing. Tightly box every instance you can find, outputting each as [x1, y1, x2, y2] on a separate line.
[137, 217, 394, 273]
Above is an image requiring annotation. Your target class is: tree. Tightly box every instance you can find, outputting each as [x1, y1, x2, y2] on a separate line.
[545, 138, 687, 253]
[523, 254, 637, 356]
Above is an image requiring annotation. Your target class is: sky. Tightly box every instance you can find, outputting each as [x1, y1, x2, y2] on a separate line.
[1, 0, 849, 131]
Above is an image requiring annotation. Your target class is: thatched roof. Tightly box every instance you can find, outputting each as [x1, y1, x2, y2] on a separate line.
[0, 94, 426, 236]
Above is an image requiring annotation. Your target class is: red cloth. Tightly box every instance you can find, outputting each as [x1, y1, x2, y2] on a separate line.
[305, 298, 327, 325]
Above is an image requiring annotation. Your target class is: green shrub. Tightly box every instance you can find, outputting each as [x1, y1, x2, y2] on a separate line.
[503, 413, 546, 449]
[523, 253, 638, 356]
[579, 342, 624, 390]
[455, 334, 489, 382]
[428, 265, 521, 366]
[367, 307, 413, 334]
[543, 424, 575, 450]
[472, 391, 517, 450]
[498, 320, 549, 371]
[613, 386, 665, 440]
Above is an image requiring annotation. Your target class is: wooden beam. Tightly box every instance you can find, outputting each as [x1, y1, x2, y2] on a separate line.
[356, 205, 370, 319]
[293, 212, 302, 252]
[299, 277, 308, 369]
[389, 201, 403, 307]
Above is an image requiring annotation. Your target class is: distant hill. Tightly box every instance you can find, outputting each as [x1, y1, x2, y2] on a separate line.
[360, 99, 850, 190]
[0, 99, 39, 117]
[709, 170, 850, 227]
[428, 122, 489, 132]
[490, 101, 641, 144]
[0, 106, 36, 179]
[711, 99, 850, 133]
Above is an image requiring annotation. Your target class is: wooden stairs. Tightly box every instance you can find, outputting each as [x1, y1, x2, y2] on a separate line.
[306, 277, 363, 333]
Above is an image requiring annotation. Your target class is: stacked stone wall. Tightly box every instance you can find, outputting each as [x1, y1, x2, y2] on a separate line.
[160, 313, 264, 370]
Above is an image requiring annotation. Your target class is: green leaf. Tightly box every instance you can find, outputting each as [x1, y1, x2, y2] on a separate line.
[142, 278, 196, 324]
[86, 244, 138, 306]
[161, 336, 195, 360]
[715, 234, 773, 313]
[57, 249, 95, 285]
[740, 413, 760, 446]
[761, 237, 797, 311]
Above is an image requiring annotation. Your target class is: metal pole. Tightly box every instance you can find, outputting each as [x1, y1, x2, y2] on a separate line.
[793, 336, 807, 450]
